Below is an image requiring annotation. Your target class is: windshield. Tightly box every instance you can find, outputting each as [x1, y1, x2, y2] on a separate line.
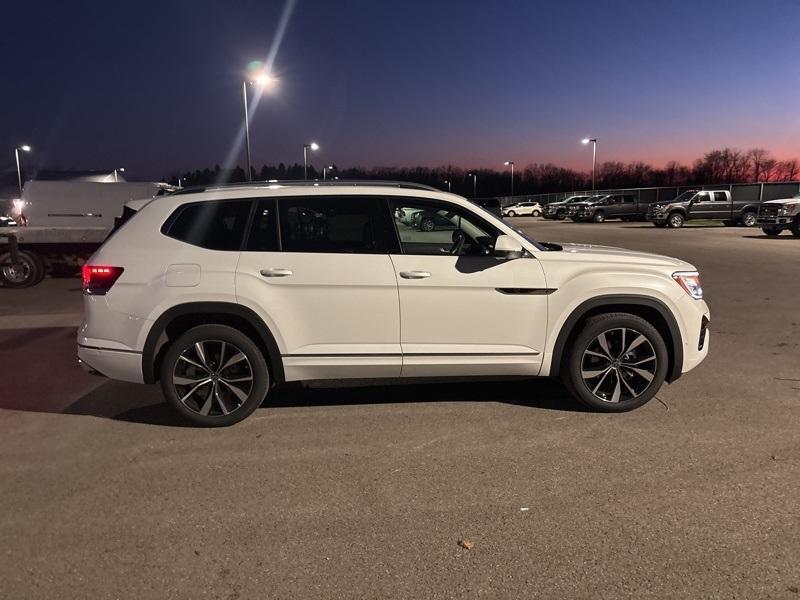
[671, 191, 698, 203]
[513, 227, 549, 251]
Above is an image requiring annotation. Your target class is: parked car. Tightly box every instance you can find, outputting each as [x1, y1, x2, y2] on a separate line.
[569, 194, 639, 223]
[645, 190, 760, 228]
[565, 195, 606, 220]
[78, 180, 710, 426]
[502, 202, 542, 217]
[757, 193, 800, 237]
[543, 195, 590, 220]
[410, 208, 458, 231]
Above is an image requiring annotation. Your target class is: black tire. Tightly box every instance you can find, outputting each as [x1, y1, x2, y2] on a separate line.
[556, 210, 567, 220]
[0, 250, 45, 288]
[653, 222, 668, 228]
[667, 212, 685, 228]
[160, 324, 269, 427]
[592, 211, 606, 223]
[561, 313, 669, 412]
[762, 226, 782, 237]
[420, 217, 435, 232]
[741, 211, 757, 227]
[791, 218, 800, 238]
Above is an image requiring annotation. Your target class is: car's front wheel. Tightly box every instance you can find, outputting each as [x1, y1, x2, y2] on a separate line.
[791, 218, 800, 238]
[160, 325, 269, 427]
[668, 212, 685, 228]
[592, 211, 606, 223]
[506, 210, 516, 217]
[762, 226, 782, 237]
[562, 313, 668, 412]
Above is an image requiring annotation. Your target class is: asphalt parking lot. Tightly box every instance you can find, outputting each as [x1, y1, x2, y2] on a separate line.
[1, 220, 799, 599]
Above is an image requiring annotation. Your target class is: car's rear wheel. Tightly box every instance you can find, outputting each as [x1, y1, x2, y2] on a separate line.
[160, 325, 269, 427]
[668, 212, 685, 228]
[532, 209, 541, 217]
[420, 217, 435, 232]
[562, 313, 668, 412]
[762, 226, 782, 237]
[741, 211, 757, 227]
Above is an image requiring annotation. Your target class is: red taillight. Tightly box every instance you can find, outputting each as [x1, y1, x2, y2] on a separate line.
[82, 265, 124, 295]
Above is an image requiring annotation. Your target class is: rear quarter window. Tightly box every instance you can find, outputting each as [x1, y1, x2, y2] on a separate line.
[162, 200, 252, 251]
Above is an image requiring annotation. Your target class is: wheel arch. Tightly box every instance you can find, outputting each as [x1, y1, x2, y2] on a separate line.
[142, 302, 285, 385]
[550, 295, 683, 383]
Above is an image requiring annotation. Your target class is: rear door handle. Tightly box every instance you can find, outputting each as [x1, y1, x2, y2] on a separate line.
[399, 271, 431, 279]
[260, 268, 293, 277]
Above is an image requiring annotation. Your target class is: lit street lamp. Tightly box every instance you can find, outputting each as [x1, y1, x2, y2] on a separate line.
[467, 172, 477, 198]
[444, 179, 451, 192]
[242, 69, 276, 182]
[582, 137, 598, 191]
[504, 161, 515, 197]
[14, 145, 31, 198]
[323, 165, 335, 180]
[303, 142, 319, 180]
[113, 167, 125, 183]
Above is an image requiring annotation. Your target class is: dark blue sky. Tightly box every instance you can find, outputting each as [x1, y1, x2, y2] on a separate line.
[3, 0, 798, 180]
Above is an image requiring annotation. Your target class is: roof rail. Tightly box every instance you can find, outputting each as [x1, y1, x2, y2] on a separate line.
[170, 180, 442, 196]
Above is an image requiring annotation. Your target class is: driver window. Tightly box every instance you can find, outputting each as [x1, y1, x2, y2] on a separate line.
[389, 199, 498, 256]
[694, 192, 710, 203]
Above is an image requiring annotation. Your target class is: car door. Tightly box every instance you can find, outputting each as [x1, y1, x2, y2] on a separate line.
[236, 195, 402, 380]
[712, 191, 731, 219]
[387, 197, 549, 378]
[688, 192, 714, 219]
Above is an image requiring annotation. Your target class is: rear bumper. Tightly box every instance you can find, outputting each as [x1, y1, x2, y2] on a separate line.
[77, 344, 144, 383]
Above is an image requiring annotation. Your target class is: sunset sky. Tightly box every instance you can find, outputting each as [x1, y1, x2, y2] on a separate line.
[3, 0, 799, 180]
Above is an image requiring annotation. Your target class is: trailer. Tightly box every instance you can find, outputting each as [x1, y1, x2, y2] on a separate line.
[0, 180, 172, 288]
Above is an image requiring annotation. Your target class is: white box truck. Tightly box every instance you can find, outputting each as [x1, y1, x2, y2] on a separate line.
[0, 180, 172, 288]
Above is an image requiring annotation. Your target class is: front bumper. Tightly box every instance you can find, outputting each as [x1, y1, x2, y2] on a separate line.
[756, 216, 792, 225]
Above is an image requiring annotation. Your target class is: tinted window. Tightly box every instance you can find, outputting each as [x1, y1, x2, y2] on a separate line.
[279, 196, 396, 254]
[389, 198, 498, 256]
[246, 199, 279, 251]
[163, 200, 251, 251]
[695, 192, 710, 202]
[713, 192, 727, 202]
[622, 195, 635, 204]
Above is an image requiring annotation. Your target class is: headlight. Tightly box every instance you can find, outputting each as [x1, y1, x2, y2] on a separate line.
[673, 271, 703, 300]
[778, 206, 795, 216]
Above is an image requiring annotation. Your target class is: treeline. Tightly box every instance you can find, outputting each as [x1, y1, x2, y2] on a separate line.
[173, 148, 799, 198]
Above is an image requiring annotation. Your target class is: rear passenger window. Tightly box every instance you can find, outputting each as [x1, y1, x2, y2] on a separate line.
[162, 200, 251, 251]
[713, 192, 727, 202]
[246, 199, 279, 251]
[278, 196, 396, 254]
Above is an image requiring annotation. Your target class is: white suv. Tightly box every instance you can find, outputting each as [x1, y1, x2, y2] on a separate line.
[78, 181, 710, 426]
[502, 201, 542, 217]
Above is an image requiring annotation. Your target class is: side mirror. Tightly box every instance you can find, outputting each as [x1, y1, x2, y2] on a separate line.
[494, 234, 524, 259]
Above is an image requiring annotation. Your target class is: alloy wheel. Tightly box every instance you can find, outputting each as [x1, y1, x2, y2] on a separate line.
[580, 327, 657, 403]
[172, 340, 254, 417]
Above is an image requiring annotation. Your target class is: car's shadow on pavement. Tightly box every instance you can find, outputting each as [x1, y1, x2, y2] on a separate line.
[60, 377, 587, 427]
[742, 235, 798, 240]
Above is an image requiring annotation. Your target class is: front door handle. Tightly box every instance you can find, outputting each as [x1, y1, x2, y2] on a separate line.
[399, 270, 431, 279]
[260, 268, 293, 278]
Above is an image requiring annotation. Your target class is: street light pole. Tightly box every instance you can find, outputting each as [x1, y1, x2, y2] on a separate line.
[468, 173, 477, 198]
[444, 179, 451, 192]
[113, 167, 125, 183]
[303, 143, 319, 180]
[582, 138, 597, 191]
[323, 165, 334, 180]
[14, 145, 31, 198]
[241, 70, 276, 183]
[242, 80, 253, 182]
[504, 161, 515, 197]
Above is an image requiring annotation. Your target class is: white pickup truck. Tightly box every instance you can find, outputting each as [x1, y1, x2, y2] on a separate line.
[1, 180, 171, 287]
[757, 194, 800, 237]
